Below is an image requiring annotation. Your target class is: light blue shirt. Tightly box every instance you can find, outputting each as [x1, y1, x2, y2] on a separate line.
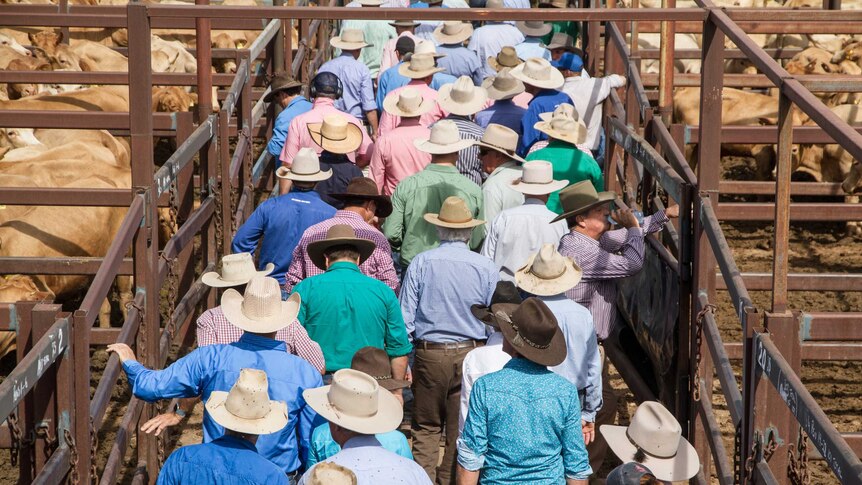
[267, 96, 312, 158]
[541, 294, 603, 423]
[436, 44, 484, 86]
[157, 435, 289, 485]
[318, 53, 376, 120]
[375, 62, 457, 112]
[458, 358, 592, 483]
[468, 23, 525, 79]
[475, 99, 527, 135]
[123, 333, 324, 473]
[400, 241, 499, 343]
[300, 435, 431, 485]
[306, 424, 413, 469]
[514, 37, 552, 62]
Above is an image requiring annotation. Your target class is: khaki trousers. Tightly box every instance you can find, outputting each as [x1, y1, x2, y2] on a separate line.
[587, 350, 618, 475]
[411, 346, 474, 485]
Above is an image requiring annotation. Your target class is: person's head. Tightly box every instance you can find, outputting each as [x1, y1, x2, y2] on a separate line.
[205, 368, 289, 444]
[383, 87, 432, 122]
[308, 114, 363, 158]
[310, 71, 343, 100]
[394, 36, 416, 60]
[202, 252, 274, 293]
[569, 203, 611, 238]
[275, 147, 333, 189]
[509, 160, 569, 204]
[606, 462, 669, 485]
[487, 46, 523, 73]
[437, 76, 488, 118]
[324, 244, 361, 267]
[307, 462, 357, 485]
[415, 119, 473, 163]
[220, 276, 301, 337]
[264, 72, 303, 107]
[551, 51, 583, 77]
[475, 123, 524, 174]
[433, 21, 474, 46]
[424, 196, 485, 242]
[551, 180, 617, 238]
[332, 177, 392, 222]
[398, 52, 444, 85]
[331, 29, 369, 59]
[510, 57, 564, 94]
[491, 298, 566, 365]
[389, 19, 419, 35]
[307, 224, 377, 271]
[436, 226, 474, 243]
[544, 33, 578, 61]
[515, 243, 582, 297]
[516, 20, 552, 40]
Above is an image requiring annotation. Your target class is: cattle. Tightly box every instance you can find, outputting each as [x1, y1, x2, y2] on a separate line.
[0, 275, 53, 359]
[635, 33, 702, 74]
[0, 32, 30, 57]
[0, 85, 130, 112]
[152, 86, 198, 112]
[1, 129, 130, 167]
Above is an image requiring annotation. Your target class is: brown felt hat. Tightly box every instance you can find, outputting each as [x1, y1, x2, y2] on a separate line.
[470, 281, 523, 327]
[488, 46, 523, 72]
[351, 347, 410, 391]
[306, 224, 376, 271]
[330, 177, 393, 218]
[551, 179, 617, 223]
[491, 297, 567, 366]
[263, 73, 302, 103]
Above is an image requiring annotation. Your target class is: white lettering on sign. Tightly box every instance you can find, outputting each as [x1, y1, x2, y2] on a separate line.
[12, 378, 28, 403]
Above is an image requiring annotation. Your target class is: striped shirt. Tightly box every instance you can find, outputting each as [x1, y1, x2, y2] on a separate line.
[195, 306, 326, 373]
[557, 211, 669, 340]
[443, 114, 485, 185]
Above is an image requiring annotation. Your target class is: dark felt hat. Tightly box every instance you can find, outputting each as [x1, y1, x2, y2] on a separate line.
[351, 347, 410, 391]
[490, 297, 567, 366]
[264, 73, 302, 103]
[330, 177, 393, 218]
[470, 281, 523, 326]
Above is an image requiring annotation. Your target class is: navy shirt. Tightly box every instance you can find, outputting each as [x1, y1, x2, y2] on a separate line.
[517, 89, 573, 157]
[157, 435, 289, 485]
[315, 152, 363, 209]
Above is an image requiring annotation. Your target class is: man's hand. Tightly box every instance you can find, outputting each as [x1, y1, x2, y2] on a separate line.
[106, 343, 136, 363]
[611, 208, 640, 229]
[391, 388, 404, 406]
[405, 365, 413, 383]
[141, 412, 184, 436]
[665, 204, 680, 219]
[581, 420, 595, 445]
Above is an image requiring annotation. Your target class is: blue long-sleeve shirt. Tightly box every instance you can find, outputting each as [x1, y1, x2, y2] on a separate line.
[231, 189, 336, 285]
[267, 96, 313, 158]
[517, 89, 573, 157]
[123, 333, 324, 474]
[376, 62, 457, 112]
[318, 53, 376, 120]
[157, 435, 289, 485]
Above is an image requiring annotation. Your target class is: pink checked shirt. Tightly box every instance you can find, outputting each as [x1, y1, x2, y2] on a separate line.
[369, 118, 432, 196]
[378, 81, 447, 136]
[379, 31, 417, 78]
[283, 210, 400, 293]
[196, 306, 326, 373]
[279, 97, 373, 165]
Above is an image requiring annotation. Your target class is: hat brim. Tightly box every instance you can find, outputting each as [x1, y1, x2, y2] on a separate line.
[330, 193, 393, 218]
[509, 62, 565, 90]
[263, 82, 300, 103]
[413, 137, 475, 155]
[470, 302, 520, 327]
[474, 140, 526, 163]
[205, 391, 290, 435]
[508, 177, 569, 195]
[495, 307, 567, 366]
[306, 236, 377, 271]
[550, 191, 617, 223]
[516, 22, 553, 37]
[533, 119, 588, 146]
[600, 425, 701, 482]
[423, 212, 485, 229]
[436, 84, 488, 116]
[482, 78, 525, 101]
[378, 377, 411, 391]
[432, 25, 474, 45]
[307, 122, 364, 155]
[389, 20, 420, 27]
[330, 39, 371, 50]
[201, 263, 275, 288]
[514, 254, 583, 296]
[382, 93, 434, 118]
[275, 165, 333, 182]
[398, 63, 445, 79]
[488, 56, 523, 73]
[220, 291, 301, 334]
[302, 386, 403, 435]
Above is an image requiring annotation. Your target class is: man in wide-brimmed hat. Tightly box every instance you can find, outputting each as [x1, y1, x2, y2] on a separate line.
[370, 88, 433, 196]
[338, 0, 397, 78]
[378, 52, 448, 136]
[487, 46, 523, 73]
[108, 276, 323, 479]
[400, 196, 498, 484]
[538, 0, 580, 48]
[318, 29, 379, 140]
[285, 177, 399, 293]
[299, 369, 430, 484]
[476, 68, 528, 133]
[383, 120, 484, 270]
[514, 20, 552, 61]
[376, 39, 458, 113]
[481, 161, 569, 280]
[474, 123, 526, 223]
[158, 369, 292, 485]
[510, 57, 573, 156]
[380, 20, 419, 75]
[305, 114, 364, 207]
[434, 21, 483, 85]
[468, 0, 525, 78]
[437, 75, 489, 184]
[265, 72, 311, 159]
[234, 148, 336, 293]
[457, 298, 592, 484]
[544, 32, 579, 61]
[291, 224, 412, 381]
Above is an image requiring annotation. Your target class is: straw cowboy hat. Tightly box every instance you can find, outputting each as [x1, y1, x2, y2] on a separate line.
[510, 57, 565, 90]
[488, 46, 523, 72]
[308, 463, 357, 485]
[481, 67, 525, 101]
[205, 368, 289, 435]
[221, 276, 302, 333]
[437, 76, 488, 116]
[263, 72, 302, 103]
[413, 40, 446, 58]
[398, 52, 445, 79]
[490, 297, 567, 366]
[474, 123, 525, 162]
[423, 196, 484, 229]
[433, 21, 474, 45]
[357, 0, 386, 5]
[516, 20, 552, 38]
[382, 87, 433, 118]
[509, 160, 568, 195]
[534, 115, 588, 145]
[351, 347, 410, 391]
[551, 179, 618, 223]
[202, 252, 274, 288]
[275, 148, 333, 182]
[306, 224, 377, 271]
[307, 114, 364, 154]
[330, 176, 393, 218]
[538, 102, 577, 122]
[414, 119, 474, 154]
[303, 368, 403, 434]
[470, 281, 523, 325]
[515, 243, 583, 296]
[601, 401, 701, 481]
[331, 29, 371, 50]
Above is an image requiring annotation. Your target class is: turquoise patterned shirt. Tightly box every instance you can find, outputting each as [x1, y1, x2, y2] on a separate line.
[305, 424, 413, 469]
[458, 358, 592, 483]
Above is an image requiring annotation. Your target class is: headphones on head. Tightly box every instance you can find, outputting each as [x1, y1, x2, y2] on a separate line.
[310, 72, 344, 99]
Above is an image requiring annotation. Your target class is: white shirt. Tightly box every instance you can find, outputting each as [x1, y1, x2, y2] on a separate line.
[560, 74, 626, 150]
[481, 161, 524, 225]
[468, 23, 525, 79]
[299, 435, 431, 485]
[458, 332, 510, 433]
[480, 198, 569, 282]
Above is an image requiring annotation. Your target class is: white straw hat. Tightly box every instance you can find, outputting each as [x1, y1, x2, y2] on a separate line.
[302, 369, 403, 435]
[433, 21, 474, 45]
[515, 243, 582, 296]
[414, 119, 474, 154]
[398, 52, 445, 79]
[539, 102, 577, 122]
[534, 116, 588, 145]
[510, 57, 565, 90]
[220, 276, 301, 334]
[423, 195, 484, 229]
[275, 147, 333, 182]
[516, 20, 552, 37]
[436, 76, 488, 116]
[331, 29, 371, 50]
[202, 252, 274, 288]
[382, 87, 433, 117]
[509, 160, 568, 195]
[205, 369, 289, 435]
[307, 114, 363, 155]
[481, 67, 525, 101]
[413, 40, 446, 58]
[474, 123, 525, 162]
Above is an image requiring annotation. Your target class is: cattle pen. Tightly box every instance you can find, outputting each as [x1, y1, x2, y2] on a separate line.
[0, 1, 862, 484]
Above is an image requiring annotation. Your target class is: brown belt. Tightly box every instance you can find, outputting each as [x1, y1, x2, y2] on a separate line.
[415, 339, 485, 351]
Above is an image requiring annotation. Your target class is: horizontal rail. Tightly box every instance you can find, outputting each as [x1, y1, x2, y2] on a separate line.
[683, 125, 862, 144]
[0, 70, 254, 87]
[641, 73, 862, 91]
[718, 181, 845, 196]
[0, 188, 135, 207]
[800, 312, 862, 341]
[154, 115, 216, 196]
[727, 341, 862, 360]
[0, 111, 183, 131]
[717, 202, 862, 221]
[700, 196, 753, 320]
[717, 273, 862, 292]
[0, 257, 134, 276]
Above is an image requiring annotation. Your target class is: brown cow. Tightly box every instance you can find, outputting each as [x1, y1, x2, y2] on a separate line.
[0, 85, 130, 112]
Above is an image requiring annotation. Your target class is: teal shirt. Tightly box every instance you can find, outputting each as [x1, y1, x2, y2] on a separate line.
[292, 262, 412, 371]
[306, 424, 413, 469]
[526, 140, 604, 214]
[541, 22, 580, 46]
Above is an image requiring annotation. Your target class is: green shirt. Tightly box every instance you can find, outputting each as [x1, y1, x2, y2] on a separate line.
[339, 19, 396, 78]
[293, 262, 411, 371]
[383, 164, 484, 266]
[541, 21, 580, 46]
[526, 140, 604, 214]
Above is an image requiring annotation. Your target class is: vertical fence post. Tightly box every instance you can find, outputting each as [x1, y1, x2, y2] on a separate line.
[30, 304, 62, 476]
[658, 0, 675, 125]
[240, 51, 254, 220]
[176, 111, 196, 335]
[772, 92, 792, 315]
[273, 0, 285, 74]
[15, 301, 37, 483]
[72, 310, 92, 485]
[55, 310, 75, 484]
[740, 306, 762, 484]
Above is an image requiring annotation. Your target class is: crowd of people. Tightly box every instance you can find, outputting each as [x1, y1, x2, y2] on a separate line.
[106, 6, 700, 484]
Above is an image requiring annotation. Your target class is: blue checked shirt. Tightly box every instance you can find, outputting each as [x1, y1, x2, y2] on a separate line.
[475, 99, 527, 136]
[157, 435, 289, 485]
[514, 37, 552, 62]
[376, 62, 457, 112]
[267, 96, 312, 157]
[318, 53, 376, 120]
[436, 45, 484, 86]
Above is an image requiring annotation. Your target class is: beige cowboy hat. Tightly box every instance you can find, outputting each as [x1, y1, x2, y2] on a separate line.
[398, 52, 445, 79]
[489, 297, 567, 366]
[509, 160, 568, 195]
[306, 224, 377, 271]
[481, 67, 525, 101]
[221, 276, 302, 334]
[205, 369, 289, 435]
[433, 21, 474, 45]
[275, 147, 333, 182]
[542, 32, 577, 51]
[308, 463, 357, 485]
[263, 72, 302, 103]
[382, 87, 433, 118]
[414, 119, 474, 154]
[331, 29, 371, 50]
[538, 102, 577, 122]
[488, 46, 523, 72]
[202, 252, 274, 288]
[516, 20, 552, 38]
[413, 40, 446, 59]
[437, 76, 488, 116]
[474, 123, 525, 162]
[510, 57, 565, 90]
[601, 401, 701, 482]
[423, 195, 484, 229]
[515, 243, 582, 296]
[303, 368, 403, 435]
[534, 116, 588, 145]
[307, 114, 364, 155]
[550, 179, 617, 223]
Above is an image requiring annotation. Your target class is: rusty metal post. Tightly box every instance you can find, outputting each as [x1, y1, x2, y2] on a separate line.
[55, 310, 75, 485]
[196, 0, 213, 121]
[176, 112, 196, 331]
[15, 301, 38, 484]
[585, 0, 601, 74]
[240, 52, 254, 220]
[761, 312, 801, 482]
[71, 310, 91, 485]
[658, 0, 676, 125]
[273, 0, 285, 73]
[30, 304, 62, 476]
[740, 306, 762, 484]
[299, 19, 310, 83]
[675, 182, 694, 421]
[772, 92, 792, 314]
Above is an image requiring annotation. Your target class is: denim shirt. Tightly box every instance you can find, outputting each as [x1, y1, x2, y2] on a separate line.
[157, 435, 288, 485]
